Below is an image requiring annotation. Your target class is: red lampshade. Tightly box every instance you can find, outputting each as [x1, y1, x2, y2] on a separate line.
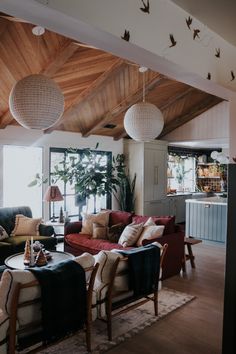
[43, 186, 63, 202]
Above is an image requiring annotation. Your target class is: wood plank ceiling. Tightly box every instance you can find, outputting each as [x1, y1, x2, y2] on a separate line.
[0, 15, 223, 139]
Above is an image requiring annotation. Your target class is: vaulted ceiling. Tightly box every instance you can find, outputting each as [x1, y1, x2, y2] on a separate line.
[0, 14, 223, 140]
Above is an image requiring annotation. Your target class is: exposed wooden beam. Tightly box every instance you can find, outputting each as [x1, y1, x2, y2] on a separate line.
[160, 87, 194, 111]
[43, 41, 79, 77]
[44, 58, 125, 134]
[82, 74, 167, 137]
[159, 96, 223, 138]
[0, 41, 78, 130]
[113, 130, 128, 141]
[0, 111, 13, 129]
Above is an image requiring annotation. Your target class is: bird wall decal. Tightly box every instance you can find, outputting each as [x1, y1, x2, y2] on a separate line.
[207, 73, 211, 80]
[193, 29, 200, 40]
[121, 30, 130, 41]
[186, 16, 192, 30]
[215, 48, 221, 58]
[169, 34, 177, 47]
[140, 0, 150, 14]
[231, 70, 235, 81]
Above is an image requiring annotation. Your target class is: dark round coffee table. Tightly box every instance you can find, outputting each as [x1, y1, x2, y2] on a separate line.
[5, 251, 74, 270]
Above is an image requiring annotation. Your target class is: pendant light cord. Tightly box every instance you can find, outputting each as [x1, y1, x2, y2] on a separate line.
[142, 70, 145, 103]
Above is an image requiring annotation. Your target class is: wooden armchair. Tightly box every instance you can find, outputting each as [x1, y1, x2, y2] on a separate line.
[0, 254, 99, 354]
[94, 242, 168, 341]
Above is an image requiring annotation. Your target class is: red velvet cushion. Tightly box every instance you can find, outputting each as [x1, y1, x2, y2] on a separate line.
[109, 211, 133, 227]
[132, 215, 175, 235]
[65, 233, 126, 255]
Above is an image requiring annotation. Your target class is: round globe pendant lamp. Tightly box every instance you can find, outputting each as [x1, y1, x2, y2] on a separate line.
[9, 74, 64, 130]
[9, 26, 64, 130]
[124, 67, 164, 142]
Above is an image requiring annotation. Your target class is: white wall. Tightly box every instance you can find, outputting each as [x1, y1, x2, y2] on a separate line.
[0, 126, 123, 219]
[165, 101, 229, 148]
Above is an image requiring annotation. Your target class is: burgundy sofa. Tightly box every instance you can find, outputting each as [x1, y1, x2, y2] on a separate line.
[64, 211, 185, 279]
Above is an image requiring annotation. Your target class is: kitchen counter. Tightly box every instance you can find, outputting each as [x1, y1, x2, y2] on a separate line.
[167, 192, 192, 197]
[185, 197, 227, 242]
[186, 197, 227, 205]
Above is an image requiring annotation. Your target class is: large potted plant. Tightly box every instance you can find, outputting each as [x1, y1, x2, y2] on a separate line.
[112, 154, 136, 212]
[51, 146, 121, 214]
[30, 148, 136, 214]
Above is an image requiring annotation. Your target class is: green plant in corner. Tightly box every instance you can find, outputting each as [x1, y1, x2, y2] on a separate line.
[113, 154, 136, 212]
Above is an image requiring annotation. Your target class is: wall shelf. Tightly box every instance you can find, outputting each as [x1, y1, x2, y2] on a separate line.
[197, 176, 220, 179]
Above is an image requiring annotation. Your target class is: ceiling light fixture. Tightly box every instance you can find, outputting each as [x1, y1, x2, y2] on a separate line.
[9, 26, 64, 130]
[124, 67, 164, 142]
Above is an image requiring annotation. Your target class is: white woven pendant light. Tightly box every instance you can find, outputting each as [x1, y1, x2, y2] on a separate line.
[9, 74, 64, 130]
[124, 67, 164, 142]
[9, 27, 64, 130]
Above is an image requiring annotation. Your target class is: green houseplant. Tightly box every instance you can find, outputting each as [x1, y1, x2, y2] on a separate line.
[51, 146, 121, 213]
[112, 154, 136, 212]
[29, 147, 136, 214]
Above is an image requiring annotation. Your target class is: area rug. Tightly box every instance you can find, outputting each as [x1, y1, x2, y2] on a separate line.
[23, 288, 195, 354]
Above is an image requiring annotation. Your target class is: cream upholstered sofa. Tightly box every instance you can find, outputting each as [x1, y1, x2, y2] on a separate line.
[0, 253, 97, 354]
[93, 241, 167, 340]
[0, 243, 166, 352]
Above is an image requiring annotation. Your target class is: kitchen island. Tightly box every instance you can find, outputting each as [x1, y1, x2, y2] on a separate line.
[185, 197, 227, 243]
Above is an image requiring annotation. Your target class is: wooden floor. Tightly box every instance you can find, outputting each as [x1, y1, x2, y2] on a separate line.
[107, 242, 226, 354]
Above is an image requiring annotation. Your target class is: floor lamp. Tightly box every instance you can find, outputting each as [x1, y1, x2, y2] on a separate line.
[43, 186, 63, 222]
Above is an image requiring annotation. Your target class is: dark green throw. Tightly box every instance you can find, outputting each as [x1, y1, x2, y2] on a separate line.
[30, 259, 86, 343]
[117, 244, 160, 296]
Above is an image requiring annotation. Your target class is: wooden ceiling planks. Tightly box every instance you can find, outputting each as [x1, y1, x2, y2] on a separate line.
[0, 13, 223, 137]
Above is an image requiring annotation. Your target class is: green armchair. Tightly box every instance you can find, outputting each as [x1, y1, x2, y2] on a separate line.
[0, 206, 56, 265]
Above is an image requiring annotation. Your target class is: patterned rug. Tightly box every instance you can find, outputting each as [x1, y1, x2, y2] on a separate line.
[24, 288, 195, 354]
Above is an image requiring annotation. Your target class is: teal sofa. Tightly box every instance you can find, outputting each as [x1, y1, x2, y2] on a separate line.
[0, 206, 56, 265]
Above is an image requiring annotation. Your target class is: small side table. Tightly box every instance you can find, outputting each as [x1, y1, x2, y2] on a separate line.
[5, 251, 74, 270]
[182, 237, 202, 272]
[46, 221, 65, 243]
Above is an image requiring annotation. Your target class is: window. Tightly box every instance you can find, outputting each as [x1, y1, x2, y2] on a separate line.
[50, 148, 111, 220]
[167, 154, 196, 193]
[3, 145, 43, 217]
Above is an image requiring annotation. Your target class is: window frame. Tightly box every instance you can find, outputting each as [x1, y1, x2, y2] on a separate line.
[49, 147, 112, 219]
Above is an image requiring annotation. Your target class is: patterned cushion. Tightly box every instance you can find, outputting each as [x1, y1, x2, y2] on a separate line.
[118, 222, 144, 247]
[94, 250, 129, 294]
[107, 223, 125, 243]
[81, 212, 110, 235]
[132, 215, 175, 235]
[92, 223, 107, 239]
[137, 218, 165, 246]
[0, 309, 9, 353]
[11, 215, 42, 236]
[0, 225, 8, 241]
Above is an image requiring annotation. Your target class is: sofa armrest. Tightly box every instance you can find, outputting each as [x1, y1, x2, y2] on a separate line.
[39, 224, 54, 236]
[142, 230, 185, 279]
[65, 221, 82, 235]
[174, 224, 182, 233]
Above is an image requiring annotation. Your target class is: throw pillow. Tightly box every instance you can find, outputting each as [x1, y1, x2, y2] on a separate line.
[118, 222, 144, 247]
[137, 224, 165, 247]
[92, 222, 107, 239]
[81, 211, 110, 235]
[0, 225, 9, 240]
[11, 214, 42, 236]
[107, 223, 125, 243]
